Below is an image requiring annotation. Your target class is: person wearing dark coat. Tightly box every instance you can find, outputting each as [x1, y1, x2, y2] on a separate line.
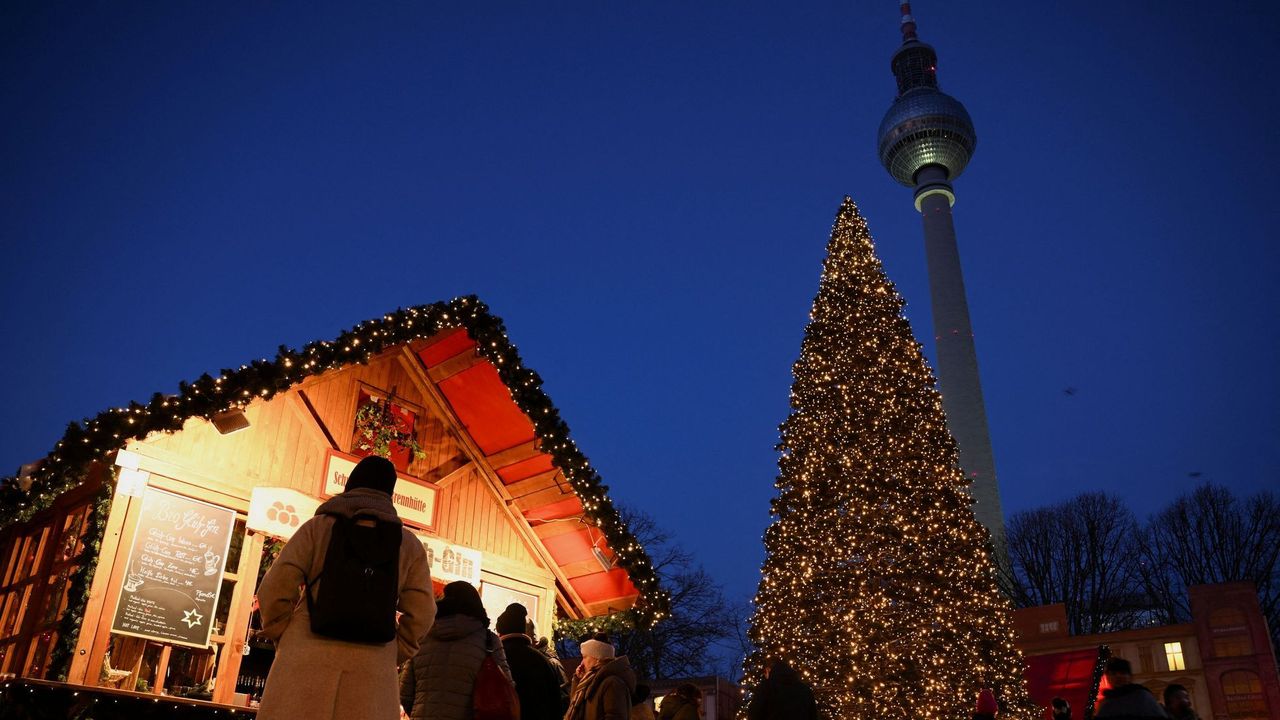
[495, 603, 568, 720]
[1094, 658, 1169, 720]
[657, 684, 700, 720]
[566, 639, 636, 720]
[746, 660, 818, 720]
[399, 581, 513, 720]
[1162, 684, 1199, 720]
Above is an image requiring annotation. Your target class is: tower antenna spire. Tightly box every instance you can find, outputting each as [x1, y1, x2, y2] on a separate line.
[877, 2, 1011, 576]
[899, 1, 919, 42]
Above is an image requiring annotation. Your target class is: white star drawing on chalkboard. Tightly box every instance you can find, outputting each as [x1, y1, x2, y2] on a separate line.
[182, 608, 204, 629]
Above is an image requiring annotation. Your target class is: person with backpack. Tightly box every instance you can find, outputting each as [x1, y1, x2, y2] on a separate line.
[255, 455, 436, 720]
[400, 580, 516, 720]
[495, 603, 567, 720]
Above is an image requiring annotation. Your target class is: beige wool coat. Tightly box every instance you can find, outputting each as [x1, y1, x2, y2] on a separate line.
[255, 488, 436, 720]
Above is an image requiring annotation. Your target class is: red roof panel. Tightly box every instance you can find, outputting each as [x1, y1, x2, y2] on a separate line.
[417, 327, 476, 366]
[570, 568, 638, 605]
[524, 497, 583, 522]
[497, 454, 557, 484]
[437, 363, 537, 455]
[543, 528, 596, 565]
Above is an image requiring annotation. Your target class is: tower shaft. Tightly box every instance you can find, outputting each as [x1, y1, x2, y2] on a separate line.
[915, 167, 1008, 565]
[878, 3, 1010, 572]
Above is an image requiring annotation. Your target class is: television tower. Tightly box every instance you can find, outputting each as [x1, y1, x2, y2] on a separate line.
[876, 2, 1009, 567]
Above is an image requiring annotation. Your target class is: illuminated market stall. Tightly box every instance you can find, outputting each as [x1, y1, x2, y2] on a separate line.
[0, 297, 666, 710]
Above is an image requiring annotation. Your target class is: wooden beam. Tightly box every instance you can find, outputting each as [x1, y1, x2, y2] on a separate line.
[485, 439, 542, 469]
[584, 597, 636, 616]
[289, 391, 340, 450]
[127, 443, 252, 508]
[420, 453, 471, 483]
[513, 486, 572, 513]
[426, 349, 485, 383]
[532, 519, 589, 541]
[561, 559, 613, 579]
[430, 462, 473, 489]
[397, 349, 594, 616]
[505, 469, 563, 499]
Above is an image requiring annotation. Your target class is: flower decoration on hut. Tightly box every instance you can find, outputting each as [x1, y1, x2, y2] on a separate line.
[0, 296, 669, 678]
[353, 397, 426, 461]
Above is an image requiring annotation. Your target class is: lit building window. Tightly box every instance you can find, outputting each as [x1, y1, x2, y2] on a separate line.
[1164, 642, 1186, 671]
[1221, 670, 1265, 719]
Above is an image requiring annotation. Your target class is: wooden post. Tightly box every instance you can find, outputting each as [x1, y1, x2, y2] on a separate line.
[67, 489, 136, 684]
[213, 530, 264, 705]
[153, 644, 171, 693]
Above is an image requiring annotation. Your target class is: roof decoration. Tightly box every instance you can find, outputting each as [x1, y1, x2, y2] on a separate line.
[0, 296, 669, 624]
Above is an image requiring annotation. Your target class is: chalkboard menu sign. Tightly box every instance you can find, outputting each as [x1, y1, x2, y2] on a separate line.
[110, 487, 236, 648]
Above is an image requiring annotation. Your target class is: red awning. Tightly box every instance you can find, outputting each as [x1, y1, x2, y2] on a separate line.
[1024, 647, 1104, 720]
[415, 328, 639, 612]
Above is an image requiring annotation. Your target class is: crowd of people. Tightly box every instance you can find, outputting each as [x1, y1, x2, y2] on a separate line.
[247, 456, 820, 720]
[248, 456, 1203, 720]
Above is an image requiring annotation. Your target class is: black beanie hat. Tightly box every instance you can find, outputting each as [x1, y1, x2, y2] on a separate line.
[435, 580, 488, 623]
[495, 603, 528, 635]
[345, 455, 397, 496]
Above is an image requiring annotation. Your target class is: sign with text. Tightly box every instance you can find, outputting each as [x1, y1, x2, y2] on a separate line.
[322, 450, 437, 529]
[416, 534, 483, 586]
[247, 487, 321, 541]
[111, 487, 236, 648]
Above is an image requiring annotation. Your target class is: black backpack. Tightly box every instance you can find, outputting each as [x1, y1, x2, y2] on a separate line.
[304, 513, 402, 643]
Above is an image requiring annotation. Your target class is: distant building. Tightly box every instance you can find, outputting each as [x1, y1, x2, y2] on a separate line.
[1013, 582, 1280, 720]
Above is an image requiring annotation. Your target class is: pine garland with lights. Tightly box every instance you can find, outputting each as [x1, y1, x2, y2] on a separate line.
[1084, 645, 1110, 720]
[0, 296, 668, 632]
[47, 480, 113, 681]
[742, 198, 1035, 720]
[554, 607, 645, 640]
[0, 679, 252, 719]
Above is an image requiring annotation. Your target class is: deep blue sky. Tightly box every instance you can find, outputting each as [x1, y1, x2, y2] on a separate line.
[3, 2, 1278, 609]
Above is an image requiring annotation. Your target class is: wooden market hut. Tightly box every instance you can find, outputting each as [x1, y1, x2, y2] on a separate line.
[0, 296, 666, 707]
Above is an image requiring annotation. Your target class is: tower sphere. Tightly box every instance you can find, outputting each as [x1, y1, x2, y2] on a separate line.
[877, 88, 977, 187]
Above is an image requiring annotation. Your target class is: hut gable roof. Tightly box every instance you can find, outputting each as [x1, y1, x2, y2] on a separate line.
[0, 296, 667, 624]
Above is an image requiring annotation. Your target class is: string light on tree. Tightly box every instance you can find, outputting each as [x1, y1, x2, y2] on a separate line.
[741, 198, 1036, 720]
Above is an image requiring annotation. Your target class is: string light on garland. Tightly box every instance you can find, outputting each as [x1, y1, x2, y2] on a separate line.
[1086, 644, 1111, 720]
[741, 199, 1036, 720]
[0, 296, 669, 668]
[0, 679, 249, 719]
[46, 480, 113, 680]
[554, 608, 647, 641]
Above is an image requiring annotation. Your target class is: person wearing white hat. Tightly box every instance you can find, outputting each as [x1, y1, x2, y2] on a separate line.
[566, 638, 636, 720]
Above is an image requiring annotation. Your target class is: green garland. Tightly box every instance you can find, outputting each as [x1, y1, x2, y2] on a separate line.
[0, 679, 248, 719]
[47, 480, 113, 681]
[1084, 644, 1110, 720]
[553, 608, 646, 641]
[0, 296, 669, 628]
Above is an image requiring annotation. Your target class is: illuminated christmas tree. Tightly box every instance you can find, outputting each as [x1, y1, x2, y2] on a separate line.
[743, 198, 1035, 720]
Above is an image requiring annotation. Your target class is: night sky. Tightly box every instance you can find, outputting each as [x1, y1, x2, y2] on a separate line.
[3, 2, 1278, 611]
